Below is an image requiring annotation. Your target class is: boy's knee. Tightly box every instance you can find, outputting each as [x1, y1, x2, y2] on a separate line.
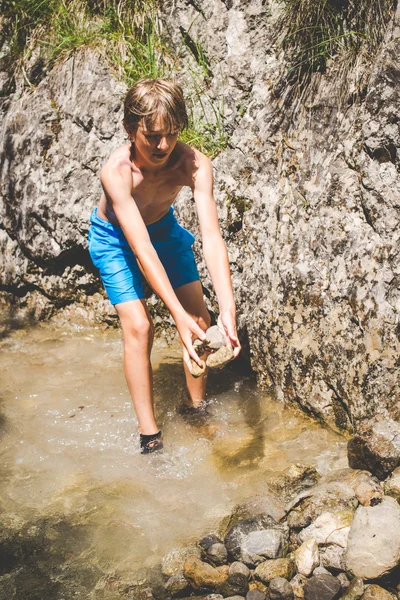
[122, 316, 154, 347]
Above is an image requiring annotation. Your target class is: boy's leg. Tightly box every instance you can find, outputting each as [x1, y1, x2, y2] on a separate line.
[115, 299, 160, 435]
[174, 280, 211, 407]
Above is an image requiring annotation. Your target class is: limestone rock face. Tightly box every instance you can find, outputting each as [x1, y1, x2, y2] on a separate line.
[1, 0, 400, 431]
[345, 496, 400, 579]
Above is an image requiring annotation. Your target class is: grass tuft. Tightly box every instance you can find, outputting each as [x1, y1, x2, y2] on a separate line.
[277, 0, 396, 88]
[0, 0, 228, 156]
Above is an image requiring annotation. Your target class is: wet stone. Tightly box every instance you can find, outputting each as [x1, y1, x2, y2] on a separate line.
[303, 573, 341, 600]
[240, 528, 288, 566]
[322, 468, 383, 506]
[206, 543, 229, 566]
[246, 590, 267, 600]
[347, 419, 400, 480]
[161, 545, 201, 577]
[341, 577, 364, 600]
[221, 560, 250, 596]
[227, 490, 286, 525]
[254, 558, 296, 584]
[224, 515, 288, 566]
[268, 464, 321, 502]
[286, 483, 357, 530]
[164, 573, 189, 595]
[269, 577, 294, 600]
[199, 534, 224, 551]
[384, 466, 400, 500]
[362, 584, 396, 600]
[183, 555, 228, 590]
[190, 359, 206, 378]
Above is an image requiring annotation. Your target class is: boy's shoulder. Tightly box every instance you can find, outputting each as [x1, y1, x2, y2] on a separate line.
[103, 143, 132, 170]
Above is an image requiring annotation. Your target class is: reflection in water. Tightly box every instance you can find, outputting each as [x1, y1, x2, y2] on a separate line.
[0, 323, 347, 597]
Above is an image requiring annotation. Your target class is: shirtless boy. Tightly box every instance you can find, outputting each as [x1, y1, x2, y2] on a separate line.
[88, 79, 240, 454]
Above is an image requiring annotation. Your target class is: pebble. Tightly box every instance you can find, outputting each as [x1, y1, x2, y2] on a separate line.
[254, 558, 296, 584]
[341, 577, 364, 600]
[269, 577, 294, 600]
[246, 590, 267, 600]
[207, 542, 229, 566]
[303, 573, 341, 600]
[362, 584, 397, 600]
[294, 538, 319, 576]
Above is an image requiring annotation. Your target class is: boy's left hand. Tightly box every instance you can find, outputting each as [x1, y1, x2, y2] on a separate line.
[217, 311, 241, 358]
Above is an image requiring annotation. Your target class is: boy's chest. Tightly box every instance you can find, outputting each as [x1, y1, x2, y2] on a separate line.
[131, 170, 189, 208]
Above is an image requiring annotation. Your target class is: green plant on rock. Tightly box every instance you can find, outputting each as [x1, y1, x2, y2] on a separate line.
[277, 0, 396, 86]
[0, 0, 228, 157]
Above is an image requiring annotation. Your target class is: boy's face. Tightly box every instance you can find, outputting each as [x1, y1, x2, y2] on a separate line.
[132, 115, 180, 166]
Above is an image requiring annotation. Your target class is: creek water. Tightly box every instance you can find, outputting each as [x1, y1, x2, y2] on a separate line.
[0, 322, 347, 597]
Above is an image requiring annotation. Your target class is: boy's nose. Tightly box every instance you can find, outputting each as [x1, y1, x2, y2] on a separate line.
[157, 136, 168, 151]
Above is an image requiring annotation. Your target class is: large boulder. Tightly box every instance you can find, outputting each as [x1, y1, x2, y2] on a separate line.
[345, 496, 400, 579]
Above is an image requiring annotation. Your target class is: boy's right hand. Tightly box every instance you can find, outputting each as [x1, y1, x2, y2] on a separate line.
[174, 310, 207, 373]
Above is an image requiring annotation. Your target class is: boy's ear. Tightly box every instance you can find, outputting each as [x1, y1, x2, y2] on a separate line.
[122, 119, 138, 141]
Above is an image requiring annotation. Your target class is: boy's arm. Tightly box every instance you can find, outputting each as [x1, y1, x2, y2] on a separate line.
[192, 154, 241, 357]
[100, 160, 206, 368]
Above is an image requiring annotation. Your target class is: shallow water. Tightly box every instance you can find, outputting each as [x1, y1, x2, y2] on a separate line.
[0, 323, 347, 596]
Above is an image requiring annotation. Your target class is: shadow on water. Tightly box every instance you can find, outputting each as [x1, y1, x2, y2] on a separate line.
[0, 517, 102, 600]
[0, 307, 37, 341]
[154, 355, 268, 471]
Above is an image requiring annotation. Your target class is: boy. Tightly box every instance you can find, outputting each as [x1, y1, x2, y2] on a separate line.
[88, 78, 240, 454]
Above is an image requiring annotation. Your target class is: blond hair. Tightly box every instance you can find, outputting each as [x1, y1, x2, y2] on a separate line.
[123, 78, 189, 134]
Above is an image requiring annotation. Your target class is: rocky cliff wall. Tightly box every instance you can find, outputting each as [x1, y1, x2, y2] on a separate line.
[0, 1, 399, 432]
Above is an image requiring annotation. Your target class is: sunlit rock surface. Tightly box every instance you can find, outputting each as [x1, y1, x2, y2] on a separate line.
[1, 2, 399, 430]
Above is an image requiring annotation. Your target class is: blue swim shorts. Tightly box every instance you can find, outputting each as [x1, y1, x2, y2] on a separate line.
[88, 207, 200, 305]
